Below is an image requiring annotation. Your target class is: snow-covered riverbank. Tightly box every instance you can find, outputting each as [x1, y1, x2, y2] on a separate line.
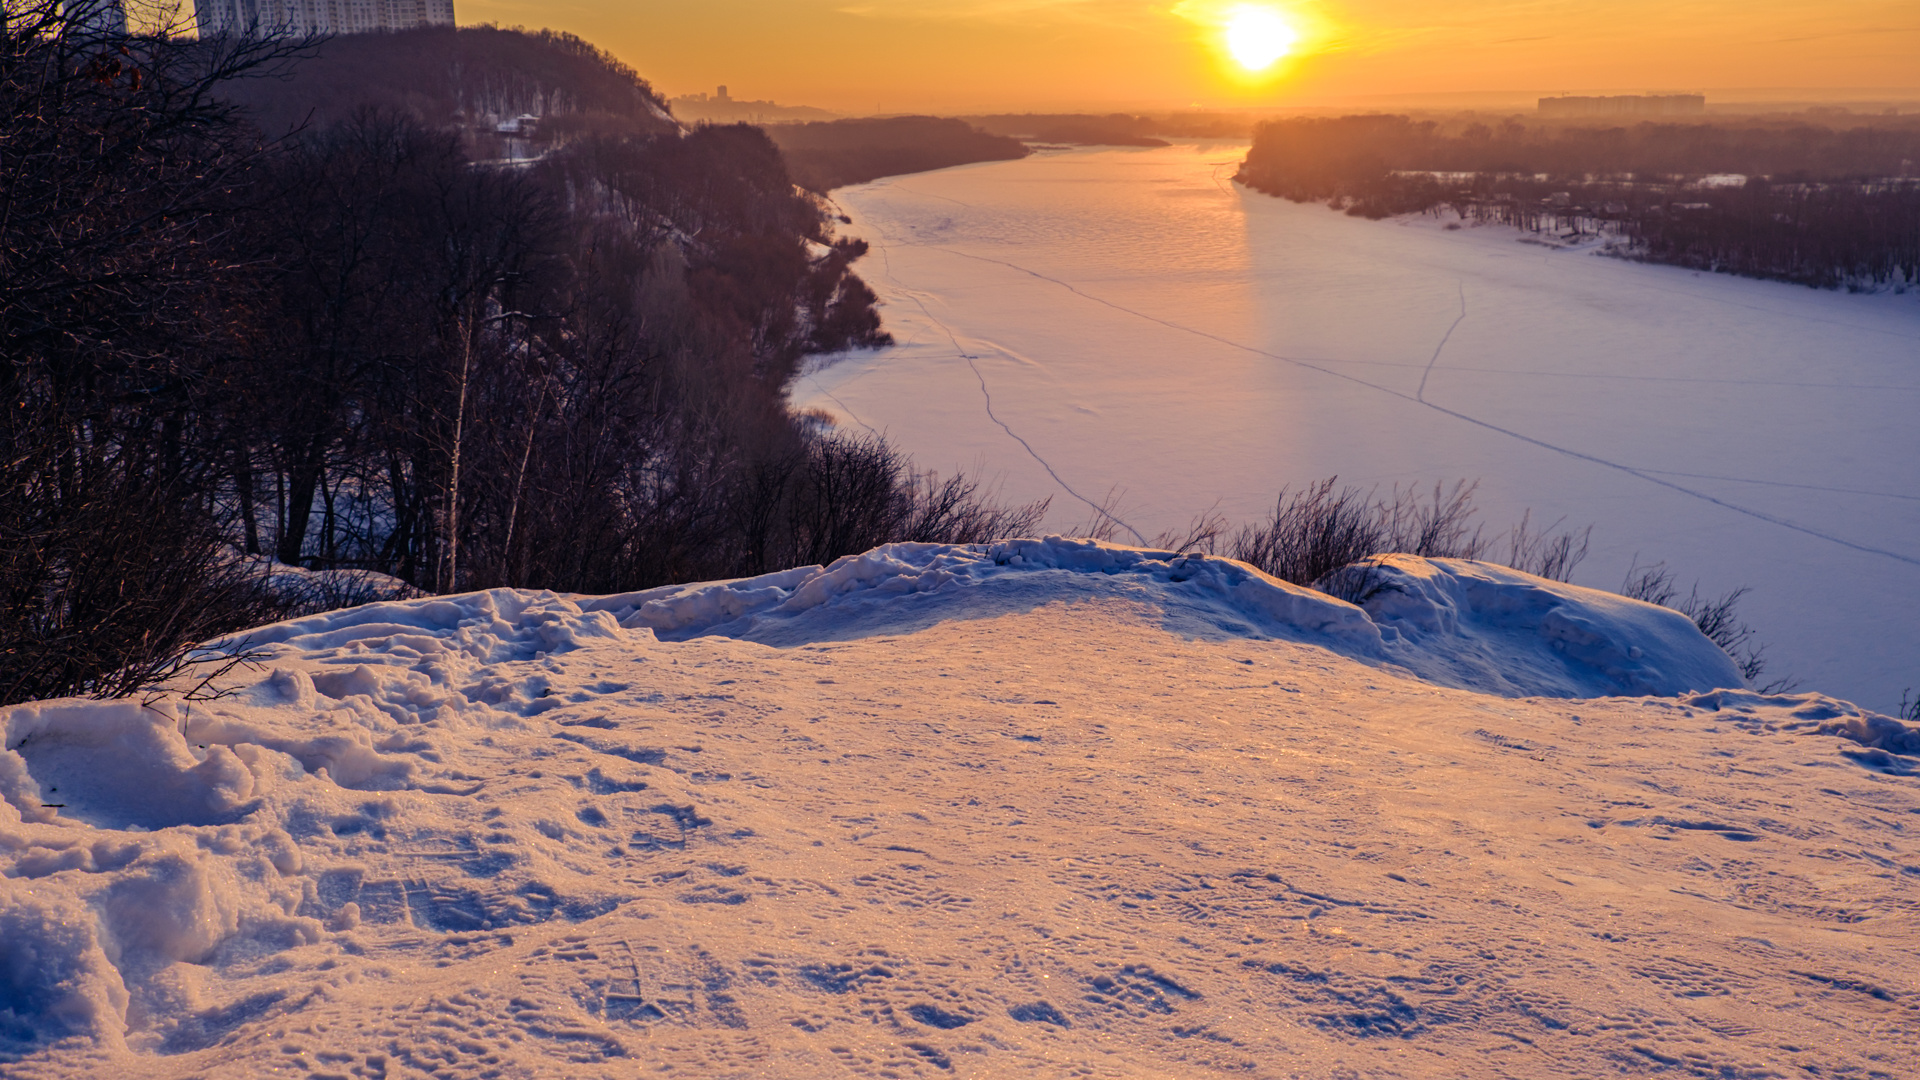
[795, 143, 1920, 712]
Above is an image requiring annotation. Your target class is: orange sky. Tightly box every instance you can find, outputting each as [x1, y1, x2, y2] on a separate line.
[454, 0, 1920, 113]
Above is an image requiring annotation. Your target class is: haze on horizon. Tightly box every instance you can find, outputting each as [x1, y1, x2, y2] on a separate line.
[453, 0, 1919, 114]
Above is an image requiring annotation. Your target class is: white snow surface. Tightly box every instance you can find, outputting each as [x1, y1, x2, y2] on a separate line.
[6, 543, 1919, 1078]
[581, 540, 1741, 699]
[793, 142, 1920, 713]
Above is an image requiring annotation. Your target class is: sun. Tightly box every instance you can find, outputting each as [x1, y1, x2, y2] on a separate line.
[1223, 5, 1297, 72]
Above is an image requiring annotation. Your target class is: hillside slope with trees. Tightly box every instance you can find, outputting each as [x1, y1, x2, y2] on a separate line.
[219, 25, 678, 141]
[3, 15, 1054, 705]
[763, 116, 1029, 192]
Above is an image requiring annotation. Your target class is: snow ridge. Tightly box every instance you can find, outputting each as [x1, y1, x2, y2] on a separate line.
[578, 538, 1743, 699]
[1346, 554, 1745, 698]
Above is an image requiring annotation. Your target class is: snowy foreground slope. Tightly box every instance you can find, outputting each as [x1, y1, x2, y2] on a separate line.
[4, 540, 1918, 1079]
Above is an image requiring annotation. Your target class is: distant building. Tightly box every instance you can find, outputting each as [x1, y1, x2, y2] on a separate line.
[667, 86, 836, 125]
[62, 0, 126, 36]
[1538, 94, 1705, 118]
[194, 0, 453, 39]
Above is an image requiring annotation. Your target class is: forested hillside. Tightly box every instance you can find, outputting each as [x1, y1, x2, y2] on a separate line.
[1, 14, 1040, 705]
[219, 25, 678, 140]
[764, 116, 1028, 192]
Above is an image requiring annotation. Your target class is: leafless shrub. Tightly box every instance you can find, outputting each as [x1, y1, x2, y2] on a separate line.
[1900, 690, 1919, 724]
[1619, 560, 1684, 608]
[1230, 479, 1385, 587]
[267, 568, 428, 619]
[138, 644, 272, 706]
[788, 434, 1049, 557]
[722, 432, 1053, 576]
[0, 483, 285, 706]
[1505, 509, 1592, 583]
[899, 471, 1051, 546]
[784, 433, 910, 568]
[1620, 558, 1796, 692]
[1229, 478, 1490, 587]
[794, 407, 838, 433]
[1065, 487, 1136, 544]
[1150, 506, 1231, 555]
[1313, 557, 1408, 606]
[1382, 480, 1488, 560]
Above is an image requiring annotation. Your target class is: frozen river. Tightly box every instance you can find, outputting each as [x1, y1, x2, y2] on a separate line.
[793, 142, 1920, 711]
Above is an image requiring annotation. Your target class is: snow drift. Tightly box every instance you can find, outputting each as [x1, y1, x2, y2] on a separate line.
[1329, 553, 1746, 698]
[585, 538, 1744, 698]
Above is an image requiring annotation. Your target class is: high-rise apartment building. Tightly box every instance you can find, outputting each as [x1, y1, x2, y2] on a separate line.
[194, 0, 453, 39]
[62, 0, 127, 36]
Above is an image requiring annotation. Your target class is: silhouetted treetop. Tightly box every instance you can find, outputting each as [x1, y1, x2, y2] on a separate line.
[221, 25, 677, 139]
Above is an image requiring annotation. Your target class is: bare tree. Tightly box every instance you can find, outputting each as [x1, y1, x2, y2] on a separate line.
[0, 3, 307, 704]
[1620, 558, 1795, 692]
[1229, 477, 1492, 587]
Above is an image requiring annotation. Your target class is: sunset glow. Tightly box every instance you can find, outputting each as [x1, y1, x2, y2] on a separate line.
[440, 0, 1920, 113]
[1223, 6, 1297, 72]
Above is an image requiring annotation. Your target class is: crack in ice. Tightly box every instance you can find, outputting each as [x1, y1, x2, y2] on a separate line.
[801, 374, 880, 438]
[931, 305, 1148, 545]
[1417, 282, 1468, 403]
[853, 218, 1152, 544]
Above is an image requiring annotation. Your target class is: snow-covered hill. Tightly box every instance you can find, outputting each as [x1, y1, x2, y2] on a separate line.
[3, 541, 1916, 1078]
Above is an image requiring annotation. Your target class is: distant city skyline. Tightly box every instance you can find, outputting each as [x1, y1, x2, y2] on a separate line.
[668, 85, 838, 124]
[448, 0, 1919, 114]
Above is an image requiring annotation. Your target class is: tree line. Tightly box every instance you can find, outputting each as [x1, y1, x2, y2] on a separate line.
[763, 117, 1029, 193]
[962, 112, 1258, 142]
[1238, 114, 1920, 290]
[1, 13, 1041, 704]
[218, 24, 680, 139]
